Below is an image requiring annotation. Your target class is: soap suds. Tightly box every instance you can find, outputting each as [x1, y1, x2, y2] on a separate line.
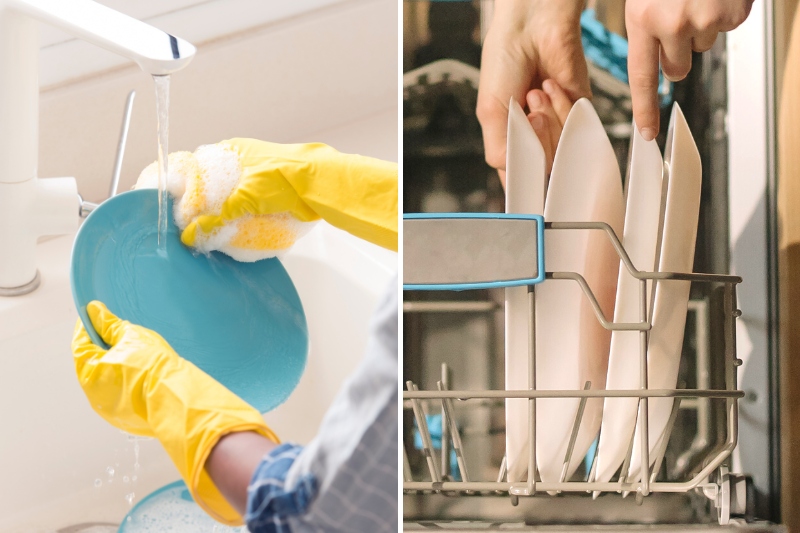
[134, 144, 315, 262]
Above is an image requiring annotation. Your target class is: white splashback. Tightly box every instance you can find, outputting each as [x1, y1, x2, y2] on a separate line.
[1, 0, 397, 530]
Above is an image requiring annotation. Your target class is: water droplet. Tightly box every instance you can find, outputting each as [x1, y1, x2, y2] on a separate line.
[106, 467, 115, 476]
[125, 492, 135, 506]
[127, 516, 132, 523]
[132, 475, 138, 482]
[123, 476, 130, 483]
[94, 479, 102, 488]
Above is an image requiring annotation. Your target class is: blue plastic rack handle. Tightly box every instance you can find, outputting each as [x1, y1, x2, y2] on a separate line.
[403, 212, 545, 291]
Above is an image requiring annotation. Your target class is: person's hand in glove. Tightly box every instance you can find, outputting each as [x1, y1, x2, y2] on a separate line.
[136, 139, 398, 261]
[71, 301, 278, 525]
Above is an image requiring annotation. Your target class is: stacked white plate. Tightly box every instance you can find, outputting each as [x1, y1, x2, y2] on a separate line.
[505, 98, 624, 482]
[504, 101, 701, 485]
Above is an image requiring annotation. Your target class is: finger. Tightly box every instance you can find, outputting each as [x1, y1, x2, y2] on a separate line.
[627, 25, 662, 141]
[659, 36, 693, 81]
[542, 79, 574, 126]
[691, 32, 718, 53]
[529, 112, 555, 176]
[87, 301, 130, 347]
[527, 90, 563, 160]
[526, 89, 561, 176]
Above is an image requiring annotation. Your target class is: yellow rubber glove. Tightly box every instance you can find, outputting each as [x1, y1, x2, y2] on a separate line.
[181, 139, 398, 252]
[71, 301, 278, 526]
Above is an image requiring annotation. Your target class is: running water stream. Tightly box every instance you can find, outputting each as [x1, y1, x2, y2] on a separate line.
[154, 75, 170, 255]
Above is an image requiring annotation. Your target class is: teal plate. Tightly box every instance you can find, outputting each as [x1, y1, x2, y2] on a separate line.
[71, 189, 308, 413]
[118, 480, 246, 532]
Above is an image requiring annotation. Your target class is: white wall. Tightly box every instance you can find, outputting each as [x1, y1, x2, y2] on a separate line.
[39, 0, 349, 87]
[39, 0, 397, 203]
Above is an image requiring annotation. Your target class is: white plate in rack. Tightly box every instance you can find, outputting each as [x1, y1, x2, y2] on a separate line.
[627, 103, 702, 480]
[504, 98, 546, 483]
[533, 98, 624, 483]
[594, 123, 664, 483]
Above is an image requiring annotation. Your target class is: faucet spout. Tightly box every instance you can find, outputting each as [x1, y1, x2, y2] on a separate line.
[8, 0, 196, 74]
[0, 0, 195, 292]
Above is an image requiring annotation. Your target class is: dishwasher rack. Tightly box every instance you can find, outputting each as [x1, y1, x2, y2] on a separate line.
[402, 219, 747, 526]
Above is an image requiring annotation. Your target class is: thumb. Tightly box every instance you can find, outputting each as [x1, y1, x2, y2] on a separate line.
[86, 301, 130, 347]
[71, 318, 106, 373]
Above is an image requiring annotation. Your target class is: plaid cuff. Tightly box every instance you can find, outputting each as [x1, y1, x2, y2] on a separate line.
[245, 443, 318, 533]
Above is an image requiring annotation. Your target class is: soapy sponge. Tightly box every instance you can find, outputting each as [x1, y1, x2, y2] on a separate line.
[134, 144, 315, 262]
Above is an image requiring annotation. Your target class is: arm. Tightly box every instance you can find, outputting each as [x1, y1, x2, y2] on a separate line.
[206, 431, 278, 515]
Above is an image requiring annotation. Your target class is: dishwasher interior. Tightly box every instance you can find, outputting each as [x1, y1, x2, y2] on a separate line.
[402, 1, 782, 529]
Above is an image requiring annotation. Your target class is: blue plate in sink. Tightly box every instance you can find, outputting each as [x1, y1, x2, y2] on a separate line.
[118, 480, 245, 532]
[70, 189, 308, 413]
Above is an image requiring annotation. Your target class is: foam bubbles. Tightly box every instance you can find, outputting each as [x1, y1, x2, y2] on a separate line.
[120, 483, 246, 532]
[134, 143, 315, 262]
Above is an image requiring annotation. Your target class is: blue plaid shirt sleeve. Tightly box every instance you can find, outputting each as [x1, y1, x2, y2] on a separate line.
[244, 443, 316, 533]
[245, 275, 398, 533]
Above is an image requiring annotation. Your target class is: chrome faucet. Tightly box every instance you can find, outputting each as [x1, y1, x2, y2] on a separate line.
[0, 0, 195, 295]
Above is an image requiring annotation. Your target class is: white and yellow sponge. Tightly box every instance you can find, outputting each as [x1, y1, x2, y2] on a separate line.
[134, 144, 315, 262]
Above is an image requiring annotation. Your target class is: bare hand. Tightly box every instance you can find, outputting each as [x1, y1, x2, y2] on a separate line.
[626, 0, 754, 140]
[477, 0, 590, 185]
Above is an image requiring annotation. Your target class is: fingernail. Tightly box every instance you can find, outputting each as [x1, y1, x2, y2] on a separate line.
[529, 91, 542, 108]
[543, 80, 554, 94]
[640, 127, 657, 141]
[531, 115, 545, 131]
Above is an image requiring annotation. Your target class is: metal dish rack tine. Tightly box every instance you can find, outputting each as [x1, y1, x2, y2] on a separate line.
[440, 364, 451, 479]
[587, 441, 600, 498]
[547, 272, 649, 332]
[437, 380, 471, 482]
[547, 222, 638, 279]
[403, 444, 413, 482]
[619, 420, 638, 490]
[406, 380, 441, 483]
[649, 397, 683, 484]
[547, 222, 743, 284]
[587, 440, 600, 482]
[559, 381, 592, 485]
[524, 284, 537, 496]
[497, 455, 507, 484]
[637, 265, 651, 497]
[637, 395, 651, 496]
